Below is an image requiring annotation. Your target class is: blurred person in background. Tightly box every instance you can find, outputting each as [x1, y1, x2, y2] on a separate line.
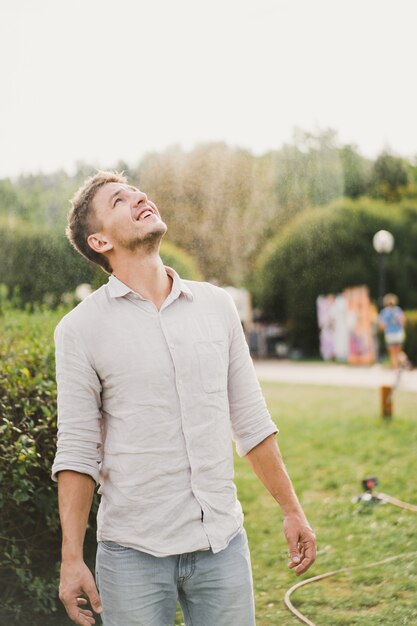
[379, 293, 405, 369]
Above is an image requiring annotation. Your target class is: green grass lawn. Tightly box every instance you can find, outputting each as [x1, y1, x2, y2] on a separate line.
[233, 382, 417, 626]
[35, 381, 417, 626]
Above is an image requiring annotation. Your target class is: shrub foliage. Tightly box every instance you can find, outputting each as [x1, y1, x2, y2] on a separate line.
[0, 305, 98, 622]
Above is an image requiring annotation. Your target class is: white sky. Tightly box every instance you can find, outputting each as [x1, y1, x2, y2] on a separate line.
[1, 0, 416, 178]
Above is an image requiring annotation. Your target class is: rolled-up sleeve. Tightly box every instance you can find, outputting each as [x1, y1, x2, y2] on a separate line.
[225, 293, 278, 457]
[51, 319, 103, 483]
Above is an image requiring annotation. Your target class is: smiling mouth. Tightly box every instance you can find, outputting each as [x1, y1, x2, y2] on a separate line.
[133, 207, 155, 221]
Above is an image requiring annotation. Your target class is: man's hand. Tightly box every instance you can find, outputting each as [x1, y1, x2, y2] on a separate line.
[59, 559, 103, 625]
[245, 435, 317, 576]
[284, 514, 316, 576]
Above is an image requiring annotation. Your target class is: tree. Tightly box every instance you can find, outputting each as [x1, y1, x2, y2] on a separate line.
[261, 129, 344, 223]
[339, 144, 371, 198]
[136, 132, 347, 285]
[369, 152, 410, 201]
[0, 179, 22, 223]
[137, 143, 273, 284]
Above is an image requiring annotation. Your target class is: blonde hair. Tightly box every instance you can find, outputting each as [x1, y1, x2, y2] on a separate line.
[383, 293, 399, 307]
[66, 170, 128, 273]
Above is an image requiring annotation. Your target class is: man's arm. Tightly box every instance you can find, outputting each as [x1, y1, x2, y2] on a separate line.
[245, 434, 316, 576]
[222, 292, 316, 574]
[52, 320, 104, 622]
[58, 470, 103, 625]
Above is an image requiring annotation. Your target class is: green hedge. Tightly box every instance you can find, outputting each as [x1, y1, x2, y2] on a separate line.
[0, 221, 202, 306]
[0, 223, 92, 306]
[0, 305, 98, 623]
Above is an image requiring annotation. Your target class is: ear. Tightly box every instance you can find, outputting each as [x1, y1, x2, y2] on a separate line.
[87, 232, 114, 255]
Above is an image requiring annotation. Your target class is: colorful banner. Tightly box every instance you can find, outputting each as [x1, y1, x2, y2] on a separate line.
[317, 286, 377, 364]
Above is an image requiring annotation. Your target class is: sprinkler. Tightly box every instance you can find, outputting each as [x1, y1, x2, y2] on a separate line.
[354, 476, 380, 504]
[361, 476, 378, 493]
[355, 476, 417, 511]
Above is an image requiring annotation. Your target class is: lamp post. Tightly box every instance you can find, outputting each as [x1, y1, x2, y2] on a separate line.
[372, 229, 394, 309]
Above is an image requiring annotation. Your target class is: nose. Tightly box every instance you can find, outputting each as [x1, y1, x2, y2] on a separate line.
[132, 190, 148, 205]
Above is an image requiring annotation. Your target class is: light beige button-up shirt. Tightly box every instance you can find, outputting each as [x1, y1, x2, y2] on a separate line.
[52, 268, 278, 557]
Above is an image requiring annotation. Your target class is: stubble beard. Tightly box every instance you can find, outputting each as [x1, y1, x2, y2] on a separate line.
[118, 221, 168, 253]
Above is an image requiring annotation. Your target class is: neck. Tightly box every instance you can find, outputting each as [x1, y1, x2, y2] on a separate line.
[111, 248, 172, 310]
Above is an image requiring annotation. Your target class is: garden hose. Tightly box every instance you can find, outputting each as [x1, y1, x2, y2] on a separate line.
[283, 492, 417, 625]
[374, 492, 417, 512]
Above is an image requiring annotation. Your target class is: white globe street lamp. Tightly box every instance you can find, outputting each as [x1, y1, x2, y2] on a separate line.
[373, 230, 394, 255]
[373, 230, 394, 307]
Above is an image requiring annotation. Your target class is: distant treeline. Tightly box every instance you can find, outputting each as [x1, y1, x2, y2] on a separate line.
[1, 129, 416, 285]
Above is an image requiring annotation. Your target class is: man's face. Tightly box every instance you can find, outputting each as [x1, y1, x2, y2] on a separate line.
[91, 182, 167, 253]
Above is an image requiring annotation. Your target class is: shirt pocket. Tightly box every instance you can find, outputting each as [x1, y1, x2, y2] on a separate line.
[195, 340, 228, 393]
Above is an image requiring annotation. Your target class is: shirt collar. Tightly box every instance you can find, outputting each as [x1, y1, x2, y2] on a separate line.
[106, 266, 194, 302]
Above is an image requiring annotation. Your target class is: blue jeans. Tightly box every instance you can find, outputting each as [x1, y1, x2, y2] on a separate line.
[95, 529, 255, 626]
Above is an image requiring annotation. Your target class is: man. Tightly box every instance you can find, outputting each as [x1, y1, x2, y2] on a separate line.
[52, 171, 316, 626]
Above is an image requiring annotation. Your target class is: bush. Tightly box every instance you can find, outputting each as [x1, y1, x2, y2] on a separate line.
[0, 221, 92, 306]
[253, 198, 417, 355]
[404, 310, 417, 366]
[0, 306, 97, 622]
[0, 219, 202, 305]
